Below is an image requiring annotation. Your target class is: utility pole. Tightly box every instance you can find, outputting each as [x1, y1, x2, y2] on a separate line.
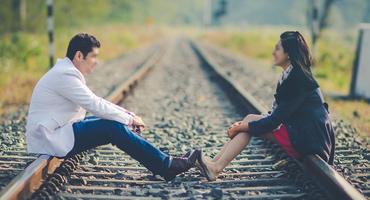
[20, 0, 26, 30]
[47, 0, 54, 68]
[310, 0, 319, 64]
[213, 0, 227, 25]
[203, 0, 212, 27]
[309, 0, 335, 64]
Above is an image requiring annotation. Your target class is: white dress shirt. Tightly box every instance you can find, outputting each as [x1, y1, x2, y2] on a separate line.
[26, 57, 135, 157]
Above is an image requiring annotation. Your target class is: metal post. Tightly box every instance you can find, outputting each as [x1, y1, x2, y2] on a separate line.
[203, 0, 212, 27]
[350, 29, 363, 97]
[47, 0, 54, 68]
[311, 0, 319, 63]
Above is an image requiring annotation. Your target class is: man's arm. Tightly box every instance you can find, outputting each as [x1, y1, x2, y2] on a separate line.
[105, 100, 136, 117]
[55, 71, 134, 125]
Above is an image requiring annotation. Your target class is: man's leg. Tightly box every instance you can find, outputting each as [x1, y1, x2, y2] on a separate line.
[66, 117, 170, 176]
[66, 117, 199, 180]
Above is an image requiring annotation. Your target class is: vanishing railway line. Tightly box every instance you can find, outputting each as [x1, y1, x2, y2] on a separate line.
[0, 39, 367, 200]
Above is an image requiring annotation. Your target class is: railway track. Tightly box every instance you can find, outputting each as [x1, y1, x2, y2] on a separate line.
[0, 39, 367, 200]
[0, 149, 37, 190]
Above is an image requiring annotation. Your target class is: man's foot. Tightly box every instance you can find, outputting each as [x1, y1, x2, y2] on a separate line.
[181, 151, 191, 158]
[197, 151, 217, 181]
[182, 149, 202, 170]
[163, 149, 200, 181]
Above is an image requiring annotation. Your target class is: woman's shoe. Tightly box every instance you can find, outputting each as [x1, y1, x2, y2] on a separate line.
[197, 151, 217, 181]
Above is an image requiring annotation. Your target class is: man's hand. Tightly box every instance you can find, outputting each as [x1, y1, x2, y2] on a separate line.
[132, 116, 145, 133]
[227, 120, 248, 139]
[132, 115, 145, 126]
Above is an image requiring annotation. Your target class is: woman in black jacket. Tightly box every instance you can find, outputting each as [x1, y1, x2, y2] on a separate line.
[198, 31, 336, 181]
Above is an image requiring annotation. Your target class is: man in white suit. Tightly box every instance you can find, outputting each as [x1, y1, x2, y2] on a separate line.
[26, 33, 199, 181]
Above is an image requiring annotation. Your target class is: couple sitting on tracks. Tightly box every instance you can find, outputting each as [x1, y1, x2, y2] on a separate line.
[26, 32, 335, 182]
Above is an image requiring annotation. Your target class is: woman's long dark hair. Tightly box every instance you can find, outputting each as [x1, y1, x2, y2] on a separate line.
[280, 31, 315, 81]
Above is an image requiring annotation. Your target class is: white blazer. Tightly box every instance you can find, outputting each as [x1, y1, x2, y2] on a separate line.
[26, 57, 135, 157]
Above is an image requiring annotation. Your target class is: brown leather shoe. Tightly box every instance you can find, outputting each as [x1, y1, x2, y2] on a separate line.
[163, 149, 200, 181]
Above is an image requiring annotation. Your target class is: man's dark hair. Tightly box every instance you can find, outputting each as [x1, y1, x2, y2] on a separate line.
[66, 33, 101, 60]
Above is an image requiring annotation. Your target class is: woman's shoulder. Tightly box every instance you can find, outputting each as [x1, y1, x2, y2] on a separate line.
[288, 65, 319, 90]
[276, 66, 319, 101]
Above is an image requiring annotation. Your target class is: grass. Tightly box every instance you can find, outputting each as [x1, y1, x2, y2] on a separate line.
[0, 24, 166, 116]
[327, 98, 370, 136]
[198, 26, 369, 137]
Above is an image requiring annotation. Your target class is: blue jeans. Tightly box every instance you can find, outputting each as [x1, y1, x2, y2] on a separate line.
[66, 116, 171, 176]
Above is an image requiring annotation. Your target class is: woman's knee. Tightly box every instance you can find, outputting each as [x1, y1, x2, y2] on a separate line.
[243, 114, 262, 122]
[236, 131, 250, 138]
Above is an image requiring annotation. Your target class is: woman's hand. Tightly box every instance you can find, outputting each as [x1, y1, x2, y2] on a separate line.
[227, 120, 248, 139]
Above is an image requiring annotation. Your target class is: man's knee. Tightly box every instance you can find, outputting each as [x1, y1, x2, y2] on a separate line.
[101, 120, 130, 139]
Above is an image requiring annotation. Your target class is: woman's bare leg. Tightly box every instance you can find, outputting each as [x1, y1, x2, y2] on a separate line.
[212, 141, 230, 162]
[212, 131, 275, 163]
[204, 131, 251, 175]
[204, 114, 278, 179]
[204, 131, 276, 179]
[212, 114, 266, 163]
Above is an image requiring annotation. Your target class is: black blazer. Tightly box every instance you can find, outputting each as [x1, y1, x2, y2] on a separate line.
[248, 65, 335, 164]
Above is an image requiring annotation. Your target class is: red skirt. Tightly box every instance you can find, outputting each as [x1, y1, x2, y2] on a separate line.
[272, 124, 301, 158]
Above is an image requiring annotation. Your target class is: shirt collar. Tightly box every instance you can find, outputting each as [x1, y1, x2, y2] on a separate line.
[283, 64, 293, 75]
[278, 64, 293, 84]
[55, 57, 86, 84]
